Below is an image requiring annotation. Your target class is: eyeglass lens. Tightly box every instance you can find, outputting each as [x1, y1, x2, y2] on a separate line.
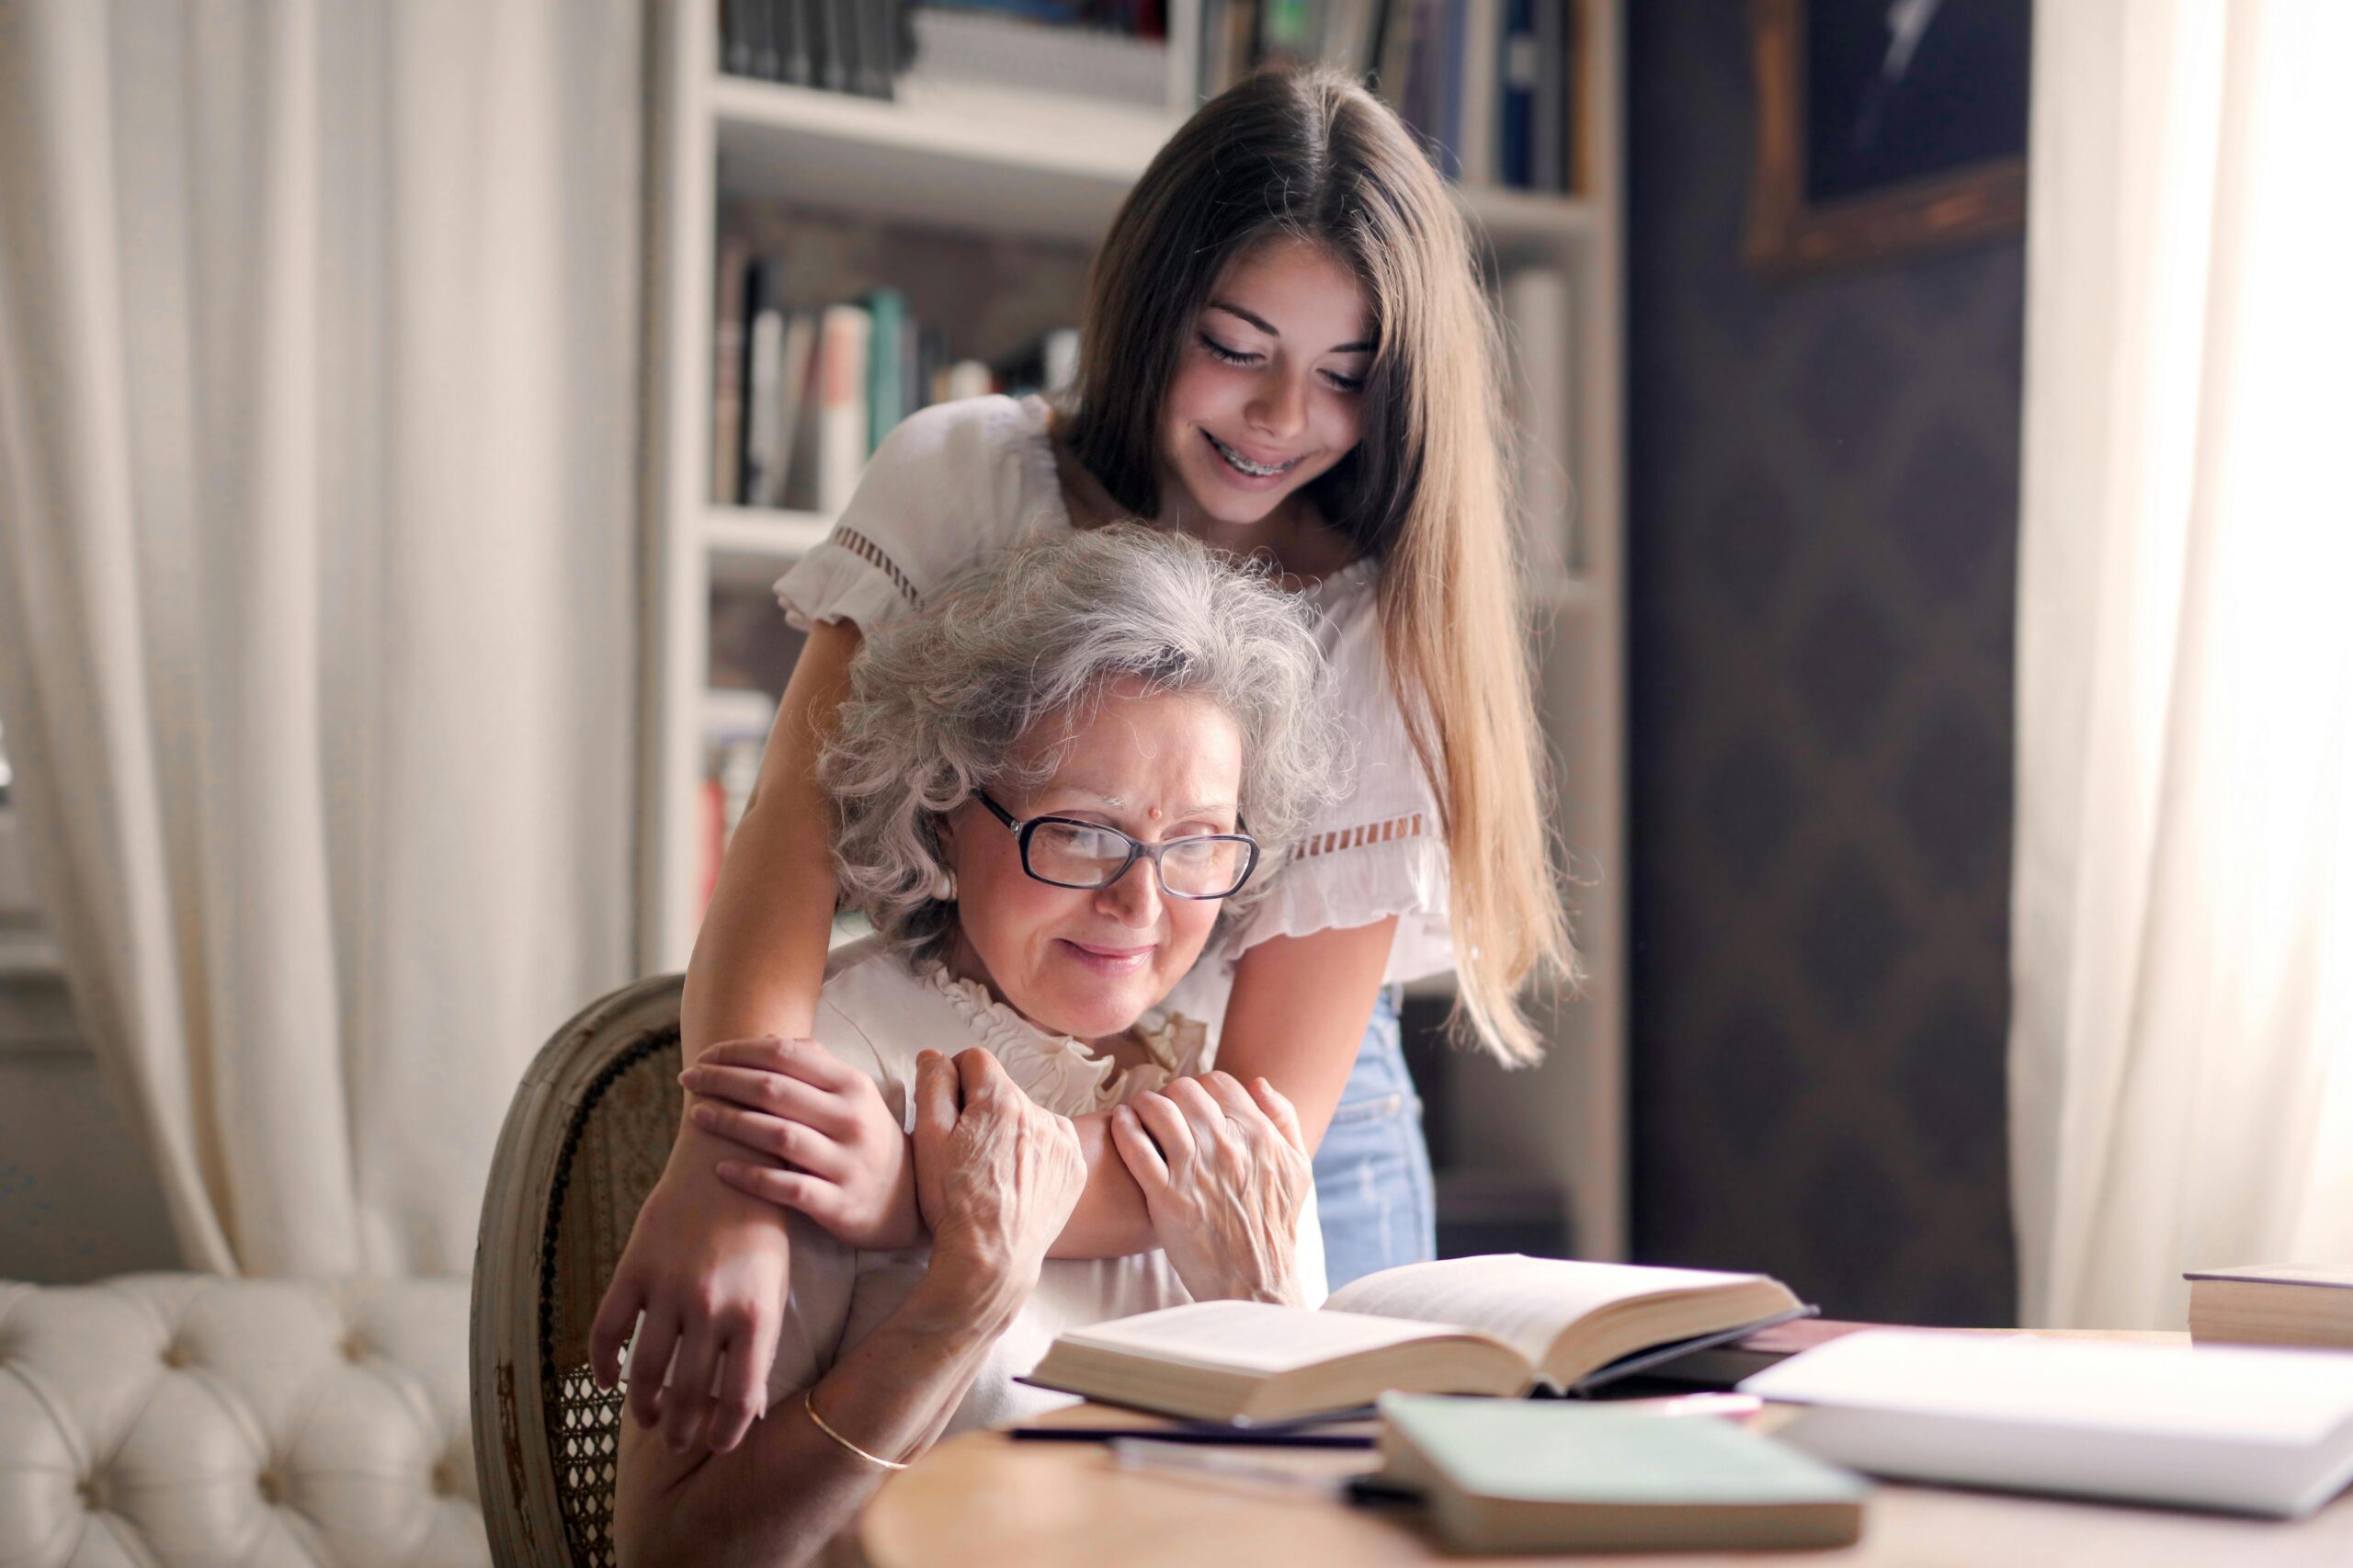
[1027, 821, 1250, 897]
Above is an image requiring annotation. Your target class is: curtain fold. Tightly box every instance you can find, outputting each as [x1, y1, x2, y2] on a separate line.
[0, 0, 639, 1276]
[2011, 0, 2353, 1329]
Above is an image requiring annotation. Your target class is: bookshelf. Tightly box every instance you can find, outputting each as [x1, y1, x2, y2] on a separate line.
[640, 0, 1626, 1257]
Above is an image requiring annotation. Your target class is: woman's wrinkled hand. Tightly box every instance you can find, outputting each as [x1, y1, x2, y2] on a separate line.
[684, 1037, 923, 1250]
[1110, 1071, 1311, 1306]
[911, 1048, 1086, 1303]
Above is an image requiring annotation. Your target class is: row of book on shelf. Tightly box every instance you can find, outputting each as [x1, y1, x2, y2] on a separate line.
[1202, 0, 1583, 191]
[718, 0, 909, 97]
[717, 0, 1581, 198]
[711, 233, 1079, 512]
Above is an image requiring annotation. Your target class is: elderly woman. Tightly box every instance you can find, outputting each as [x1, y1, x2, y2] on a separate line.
[613, 525, 1343, 1568]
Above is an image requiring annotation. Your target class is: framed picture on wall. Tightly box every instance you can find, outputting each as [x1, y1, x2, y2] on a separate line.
[1746, 0, 2030, 275]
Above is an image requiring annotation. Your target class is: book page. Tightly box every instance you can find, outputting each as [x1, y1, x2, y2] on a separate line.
[1057, 1301, 1470, 1375]
[1324, 1256, 1766, 1368]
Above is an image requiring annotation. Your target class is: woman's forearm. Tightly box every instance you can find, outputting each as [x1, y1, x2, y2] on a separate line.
[1046, 1110, 1160, 1257]
[622, 1266, 1022, 1568]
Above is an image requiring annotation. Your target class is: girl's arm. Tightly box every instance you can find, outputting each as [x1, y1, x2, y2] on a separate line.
[588, 619, 865, 1457]
[615, 1044, 1078, 1568]
[1047, 915, 1396, 1258]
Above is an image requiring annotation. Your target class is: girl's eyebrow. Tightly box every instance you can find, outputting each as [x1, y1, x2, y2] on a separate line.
[1207, 299, 1374, 355]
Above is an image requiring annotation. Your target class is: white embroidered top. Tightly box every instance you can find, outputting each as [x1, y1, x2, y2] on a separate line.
[775, 394, 1455, 1041]
[762, 936, 1330, 1434]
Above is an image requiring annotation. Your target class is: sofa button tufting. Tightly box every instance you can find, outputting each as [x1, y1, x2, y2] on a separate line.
[257, 1466, 286, 1505]
[77, 1478, 98, 1511]
[431, 1455, 461, 1495]
[161, 1341, 191, 1369]
[340, 1333, 367, 1361]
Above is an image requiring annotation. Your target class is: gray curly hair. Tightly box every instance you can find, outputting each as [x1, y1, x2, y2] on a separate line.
[823, 522, 1347, 963]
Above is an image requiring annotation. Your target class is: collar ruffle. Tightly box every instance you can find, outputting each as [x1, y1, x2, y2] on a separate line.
[918, 963, 1210, 1117]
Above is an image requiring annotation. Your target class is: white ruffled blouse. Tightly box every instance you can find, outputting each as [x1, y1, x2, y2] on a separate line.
[761, 937, 1328, 1436]
[774, 393, 1455, 1044]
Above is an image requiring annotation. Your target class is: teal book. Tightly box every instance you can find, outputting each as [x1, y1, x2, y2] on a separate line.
[863, 288, 907, 456]
[1379, 1394, 1869, 1553]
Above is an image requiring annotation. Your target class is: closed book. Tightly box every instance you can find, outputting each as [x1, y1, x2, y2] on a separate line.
[2187, 1263, 2353, 1350]
[753, 312, 817, 508]
[864, 288, 907, 454]
[779, 0, 815, 85]
[1027, 1254, 1808, 1423]
[739, 258, 789, 506]
[1378, 1394, 1868, 1553]
[710, 233, 753, 506]
[1744, 1328, 2353, 1518]
[1457, 0, 1499, 186]
[813, 303, 872, 515]
[1530, 0, 1563, 191]
[1497, 0, 1534, 187]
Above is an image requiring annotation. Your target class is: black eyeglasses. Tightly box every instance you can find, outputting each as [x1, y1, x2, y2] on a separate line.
[974, 791, 1261, 900]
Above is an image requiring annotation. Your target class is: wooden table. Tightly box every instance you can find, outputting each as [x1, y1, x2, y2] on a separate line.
[858, 1352, 2353, 1567]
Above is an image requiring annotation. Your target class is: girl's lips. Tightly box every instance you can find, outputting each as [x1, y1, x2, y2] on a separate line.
[1202, 429, 1304, 486]
[1058, 938, 1154, 974]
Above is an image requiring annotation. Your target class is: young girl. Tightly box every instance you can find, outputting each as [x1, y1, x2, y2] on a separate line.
[595, 65, 1575, 1458]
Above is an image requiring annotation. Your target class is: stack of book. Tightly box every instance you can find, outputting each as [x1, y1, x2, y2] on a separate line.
[1199, 0, 1582, 192]
[719, 0, 909, 97]
[710, 236, 1078, 512]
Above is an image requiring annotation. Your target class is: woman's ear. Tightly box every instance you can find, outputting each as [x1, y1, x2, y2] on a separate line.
[929, 814, 958, 903]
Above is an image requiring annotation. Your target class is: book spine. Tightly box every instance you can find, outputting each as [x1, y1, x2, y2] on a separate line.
[710, 235, 751, 506]
[1499, 0, 1534, 188]
[864, 289, 906, 456]
[780, 0, 815, 85]
[740, 257, 786, 505]
[815, 303, 873, 514]
[768, 311, 818, 509]
[1531, 0, 1563, 192]
[946, 358, 995, 402]
[1042, 326, 1081, 398]
[1460, 0, 1499, 187]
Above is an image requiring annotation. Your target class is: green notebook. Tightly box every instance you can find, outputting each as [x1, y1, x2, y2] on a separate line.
[1378, 1395, 1869, 1553]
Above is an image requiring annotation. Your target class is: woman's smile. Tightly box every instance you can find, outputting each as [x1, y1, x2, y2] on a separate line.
[1055, 937, 1157, 975]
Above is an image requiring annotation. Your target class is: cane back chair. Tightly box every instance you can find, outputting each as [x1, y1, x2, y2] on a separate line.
[471, 974, 685, 1568]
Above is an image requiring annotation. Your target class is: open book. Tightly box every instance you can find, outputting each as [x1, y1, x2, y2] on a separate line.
[1025, 1255, 1808, 1423]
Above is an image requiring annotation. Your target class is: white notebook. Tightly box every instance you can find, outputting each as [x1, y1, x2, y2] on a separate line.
[1742, 1329, 2353, 1517]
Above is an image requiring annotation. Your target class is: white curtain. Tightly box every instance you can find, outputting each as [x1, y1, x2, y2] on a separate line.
[2011, 0, 2353, 1329]
[0, 0, 639, 1276]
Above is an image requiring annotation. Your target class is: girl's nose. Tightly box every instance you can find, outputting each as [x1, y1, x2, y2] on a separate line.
[1247, 373, 1309, 440]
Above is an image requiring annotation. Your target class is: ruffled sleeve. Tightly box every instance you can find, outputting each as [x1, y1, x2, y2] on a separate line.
[1219, 564, 1456, 987]
[774, 394, 1065, 635]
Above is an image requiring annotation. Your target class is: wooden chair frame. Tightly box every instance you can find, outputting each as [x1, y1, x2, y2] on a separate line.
[471, 974, 686, 1568]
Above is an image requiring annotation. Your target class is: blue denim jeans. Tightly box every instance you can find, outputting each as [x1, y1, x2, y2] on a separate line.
[1312, 987, 1436, 1290]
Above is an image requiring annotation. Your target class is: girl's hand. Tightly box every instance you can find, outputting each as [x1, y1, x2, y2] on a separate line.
[1110, 1072, 1311, 1306]
[589, 1141, 792, 1457]
[683, 1037, 925, 1251]
[911, 1048, 1087, 1301]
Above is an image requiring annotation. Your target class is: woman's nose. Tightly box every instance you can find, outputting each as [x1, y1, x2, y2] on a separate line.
[1097, 858, 1165, 926]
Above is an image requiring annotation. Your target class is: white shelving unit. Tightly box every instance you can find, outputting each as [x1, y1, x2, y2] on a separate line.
[640, 0, 1625, 1257]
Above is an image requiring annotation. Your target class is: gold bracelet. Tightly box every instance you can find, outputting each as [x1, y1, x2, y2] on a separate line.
[803, 1390, 910, 1471]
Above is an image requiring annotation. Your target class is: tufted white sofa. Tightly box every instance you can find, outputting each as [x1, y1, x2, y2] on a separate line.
[0, 1274, 488, 1568]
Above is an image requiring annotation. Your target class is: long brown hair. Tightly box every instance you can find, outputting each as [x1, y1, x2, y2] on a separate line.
[1060, 67, 1577, 1062]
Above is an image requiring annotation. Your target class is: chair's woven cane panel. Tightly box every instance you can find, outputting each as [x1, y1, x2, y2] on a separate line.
[540, 1030, 683, 1568]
